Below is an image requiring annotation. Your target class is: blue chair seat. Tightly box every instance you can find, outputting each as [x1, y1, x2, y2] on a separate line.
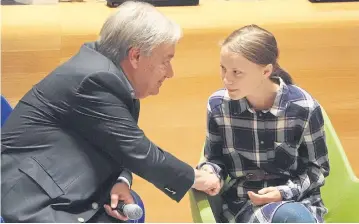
[1, 95, 12, 127]
[130, 190, 145, 223]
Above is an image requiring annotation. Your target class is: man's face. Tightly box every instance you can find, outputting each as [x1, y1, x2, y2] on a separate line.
[131, 43, 175, 99]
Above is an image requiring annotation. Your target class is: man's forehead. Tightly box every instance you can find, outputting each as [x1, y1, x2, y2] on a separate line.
[154, 43, 175, 58]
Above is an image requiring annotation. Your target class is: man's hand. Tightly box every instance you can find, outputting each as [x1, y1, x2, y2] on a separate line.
[248, 187, 282, 206]
[200, 165, 224, 196]
[104, 182, 134, 221]
[192, 168, 222, 196]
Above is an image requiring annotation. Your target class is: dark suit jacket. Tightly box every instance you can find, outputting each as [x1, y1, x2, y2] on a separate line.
[1, 42, 194, 222]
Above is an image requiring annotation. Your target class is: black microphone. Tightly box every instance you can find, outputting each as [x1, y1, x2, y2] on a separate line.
[114, 201, 143, 220]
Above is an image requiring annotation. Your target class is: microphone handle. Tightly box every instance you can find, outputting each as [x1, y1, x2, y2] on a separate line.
[115, 201, 127, 215]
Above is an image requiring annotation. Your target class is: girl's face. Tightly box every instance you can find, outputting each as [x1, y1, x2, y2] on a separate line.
[220, 46, 272, 100]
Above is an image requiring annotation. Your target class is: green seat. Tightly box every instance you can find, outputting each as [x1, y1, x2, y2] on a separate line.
[189, 107, 359, 222]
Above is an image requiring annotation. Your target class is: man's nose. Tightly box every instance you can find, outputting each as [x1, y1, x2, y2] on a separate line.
[166, 64, 174, 78]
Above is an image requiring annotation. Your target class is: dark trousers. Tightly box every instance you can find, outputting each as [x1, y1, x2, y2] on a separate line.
[88, 208, 127, 223]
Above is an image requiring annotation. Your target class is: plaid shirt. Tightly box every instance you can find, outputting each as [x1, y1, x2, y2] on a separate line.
[199, 78, 330, 223]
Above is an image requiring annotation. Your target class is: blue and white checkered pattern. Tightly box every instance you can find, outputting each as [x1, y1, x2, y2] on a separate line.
[199, 78, 329, 223]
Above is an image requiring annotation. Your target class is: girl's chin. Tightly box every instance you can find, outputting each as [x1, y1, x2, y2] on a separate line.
[228, 91, 245, 100]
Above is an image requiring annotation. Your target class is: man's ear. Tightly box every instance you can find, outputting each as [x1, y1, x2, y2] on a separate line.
[263, 63, 273, 78]
[128, 47, 141, 69]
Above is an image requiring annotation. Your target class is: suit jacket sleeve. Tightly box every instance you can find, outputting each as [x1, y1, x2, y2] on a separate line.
[70, 72, 194, 202]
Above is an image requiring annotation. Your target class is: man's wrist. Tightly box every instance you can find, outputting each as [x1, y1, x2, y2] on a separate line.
[192, 168, 198, 188]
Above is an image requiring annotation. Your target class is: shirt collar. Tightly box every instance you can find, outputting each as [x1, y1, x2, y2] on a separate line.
[121, 72, 136, 99]
[269, 77, 289, 117]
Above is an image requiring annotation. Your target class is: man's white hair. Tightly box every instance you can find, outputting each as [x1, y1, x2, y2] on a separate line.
[97, 1, 182, 64]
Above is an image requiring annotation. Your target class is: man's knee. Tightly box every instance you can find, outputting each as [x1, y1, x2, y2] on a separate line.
[271, 202, 316, 223]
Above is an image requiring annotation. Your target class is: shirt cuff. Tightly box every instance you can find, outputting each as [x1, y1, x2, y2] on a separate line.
[117, 177, 131, 189]
[276, 185, 295, 200]
[197, 162, 223, 180]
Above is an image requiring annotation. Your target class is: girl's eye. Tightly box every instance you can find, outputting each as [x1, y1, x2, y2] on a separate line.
[234, 70, 242, 76]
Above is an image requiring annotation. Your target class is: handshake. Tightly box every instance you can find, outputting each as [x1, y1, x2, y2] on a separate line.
[192, 165, 223, 196]
[191, 166, 283, 206]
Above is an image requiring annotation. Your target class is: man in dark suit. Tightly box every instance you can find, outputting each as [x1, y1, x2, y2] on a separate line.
[1, 1, 221, 222]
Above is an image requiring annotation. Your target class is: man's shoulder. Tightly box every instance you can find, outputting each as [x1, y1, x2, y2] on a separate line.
[59, 42, 118, 77]
[53, 43, 131, 98]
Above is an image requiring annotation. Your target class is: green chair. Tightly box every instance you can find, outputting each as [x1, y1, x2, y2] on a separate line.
[189, 107, 359, 223]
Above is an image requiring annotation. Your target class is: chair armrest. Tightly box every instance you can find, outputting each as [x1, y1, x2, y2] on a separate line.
[189, 189, 216, 223]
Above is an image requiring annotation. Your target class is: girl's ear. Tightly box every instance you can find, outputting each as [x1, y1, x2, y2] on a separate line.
[263, 63, 273, 78]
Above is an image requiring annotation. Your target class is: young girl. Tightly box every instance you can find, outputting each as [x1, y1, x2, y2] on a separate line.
[197, 25, 330, 223]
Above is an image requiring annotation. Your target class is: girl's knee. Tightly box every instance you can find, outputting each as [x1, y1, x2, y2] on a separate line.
[271, 203, 316, 223]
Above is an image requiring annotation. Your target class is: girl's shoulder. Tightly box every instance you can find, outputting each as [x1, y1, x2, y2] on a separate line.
[285, 84, 321, 113]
